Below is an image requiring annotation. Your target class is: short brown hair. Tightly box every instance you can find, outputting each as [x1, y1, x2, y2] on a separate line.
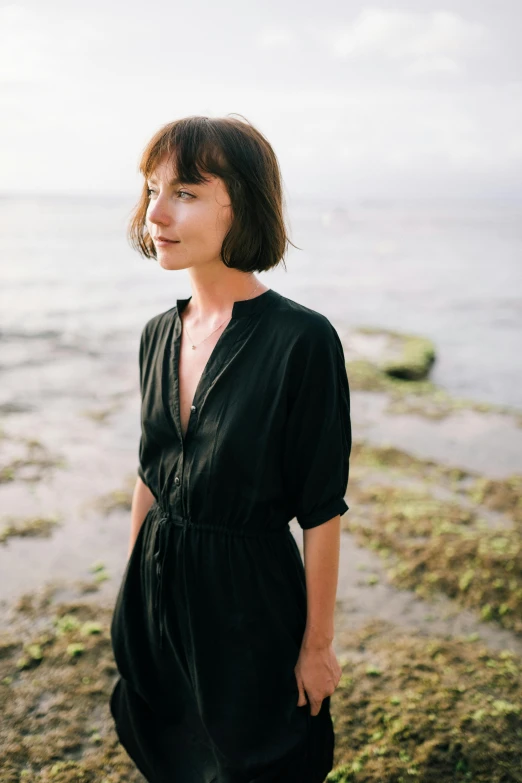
[128, 114, 295, 273]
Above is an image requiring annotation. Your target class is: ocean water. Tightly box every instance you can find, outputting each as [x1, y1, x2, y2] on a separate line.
[0, 195, 521, 413]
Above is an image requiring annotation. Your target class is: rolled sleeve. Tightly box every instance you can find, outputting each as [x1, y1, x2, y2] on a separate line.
[282, 316, 351, 530]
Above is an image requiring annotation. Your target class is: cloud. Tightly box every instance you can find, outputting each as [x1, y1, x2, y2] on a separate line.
[405, 55, 461, 75]
[330, 8, 486, 75]
[0, 4, 106, 86]
[256, 29, 297, 50]
[0, 5, 52, 84]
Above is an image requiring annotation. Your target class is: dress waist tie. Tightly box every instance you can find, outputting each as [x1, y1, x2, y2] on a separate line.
[152, 512, 172, 651]
[151, 504, 291, 650]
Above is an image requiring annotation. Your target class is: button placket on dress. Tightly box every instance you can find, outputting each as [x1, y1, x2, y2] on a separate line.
[153, 297, 264, 650]
[168, 302, 233, 520]
[152, 317, 199, 650]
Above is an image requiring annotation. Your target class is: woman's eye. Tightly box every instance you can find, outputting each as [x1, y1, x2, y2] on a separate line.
[146, 188, 193, 200]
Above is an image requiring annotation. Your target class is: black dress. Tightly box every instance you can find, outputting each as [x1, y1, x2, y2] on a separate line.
[109, 287, 351, 783]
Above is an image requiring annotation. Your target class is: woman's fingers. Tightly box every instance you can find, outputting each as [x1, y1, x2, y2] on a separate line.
[296, 680, 323, 716]
[296, 675, 307, 707]
[308, 693, 324, 716]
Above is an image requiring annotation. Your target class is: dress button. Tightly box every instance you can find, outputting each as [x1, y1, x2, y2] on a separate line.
[191, 405, 196, 412]
[174, 476, 180, 485]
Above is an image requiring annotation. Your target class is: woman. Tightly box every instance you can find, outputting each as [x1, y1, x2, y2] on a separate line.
[109, 114, 352, 783]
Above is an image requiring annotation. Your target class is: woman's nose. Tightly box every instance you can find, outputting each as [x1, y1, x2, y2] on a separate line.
[148, 195, 171, 225]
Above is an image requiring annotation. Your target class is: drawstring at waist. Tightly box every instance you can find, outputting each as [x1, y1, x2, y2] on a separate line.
[152, 513, 172, 651]
[150, 504, 290, 651]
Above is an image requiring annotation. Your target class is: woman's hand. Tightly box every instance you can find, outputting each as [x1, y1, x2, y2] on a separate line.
[294, 641, 342, 716]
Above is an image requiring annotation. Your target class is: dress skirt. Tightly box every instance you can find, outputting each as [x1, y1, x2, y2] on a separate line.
[109, 500, 335, 783]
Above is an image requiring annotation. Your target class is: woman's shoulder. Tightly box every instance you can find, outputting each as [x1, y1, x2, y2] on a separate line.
[270, 291, 341, 347]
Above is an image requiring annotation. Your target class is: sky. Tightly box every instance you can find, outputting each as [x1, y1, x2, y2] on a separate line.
[1, 0, 521, 201]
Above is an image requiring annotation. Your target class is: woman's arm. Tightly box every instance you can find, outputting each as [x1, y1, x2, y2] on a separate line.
[302, 515, 341, 649]
[294, 515, 343, 716]
[127, 476, 155, 560]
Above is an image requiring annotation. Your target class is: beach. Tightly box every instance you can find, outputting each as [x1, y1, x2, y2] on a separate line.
[1, 196, 521, 781]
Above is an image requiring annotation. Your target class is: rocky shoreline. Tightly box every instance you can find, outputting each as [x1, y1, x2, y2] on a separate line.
[1, 326, 521, 781]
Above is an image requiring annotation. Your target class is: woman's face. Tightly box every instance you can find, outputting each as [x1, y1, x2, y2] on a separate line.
[145, 155, 234, 271]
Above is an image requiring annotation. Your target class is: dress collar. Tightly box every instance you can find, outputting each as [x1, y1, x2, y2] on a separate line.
[176, 287, 279, 320]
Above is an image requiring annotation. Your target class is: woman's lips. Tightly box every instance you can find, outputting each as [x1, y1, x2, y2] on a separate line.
[156, 239, 180, 246]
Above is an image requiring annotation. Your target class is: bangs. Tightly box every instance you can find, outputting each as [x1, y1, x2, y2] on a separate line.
[140, 118, 229, 186]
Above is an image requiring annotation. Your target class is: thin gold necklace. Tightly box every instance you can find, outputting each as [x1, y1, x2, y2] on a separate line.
[183, 279, 263, 350]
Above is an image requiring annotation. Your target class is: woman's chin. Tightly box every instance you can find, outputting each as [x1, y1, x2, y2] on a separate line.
[158, 256, 185, 271]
